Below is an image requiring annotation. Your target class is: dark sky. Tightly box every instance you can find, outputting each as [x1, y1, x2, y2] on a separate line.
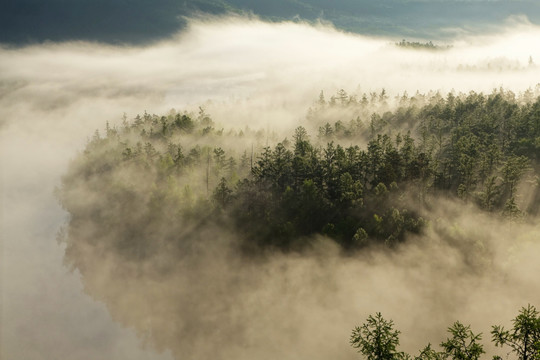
[1, 0, 540, 44]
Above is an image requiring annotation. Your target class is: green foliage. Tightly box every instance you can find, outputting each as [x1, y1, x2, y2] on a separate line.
[352, 227, 368, 245]
[492, 305, 540, 360]
[351, 313, 406, 360]
[415, 344, 445, 360]
[353, 307, 540, 360]
[57, 89, 540, 256]
[213, 177, 232, 209]
[232, 133, 425, 250]
[440, 322, 484, 360]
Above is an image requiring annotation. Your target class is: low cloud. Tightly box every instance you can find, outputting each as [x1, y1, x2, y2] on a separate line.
[2, 15, 540, 359]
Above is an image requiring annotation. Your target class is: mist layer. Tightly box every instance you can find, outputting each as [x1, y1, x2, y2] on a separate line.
[2, 16, 540, 360]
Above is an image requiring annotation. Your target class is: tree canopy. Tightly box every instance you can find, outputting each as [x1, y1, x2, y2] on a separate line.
[352, 306, 540, 360]
[57, 89, 540, 257]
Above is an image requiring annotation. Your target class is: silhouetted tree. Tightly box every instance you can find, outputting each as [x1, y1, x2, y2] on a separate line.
[351, 313, 408, 360]
[492, 305, 540, 360]
[440, 321, 484, 360]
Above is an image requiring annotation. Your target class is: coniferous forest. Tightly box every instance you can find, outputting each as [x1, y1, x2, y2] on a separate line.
[56, 88, 540, 359]
[5, 2, 540, 358]
[58, 89, 540, 256]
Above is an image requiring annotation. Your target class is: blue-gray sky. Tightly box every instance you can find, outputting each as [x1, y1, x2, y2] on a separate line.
[1, 0, 540, 44]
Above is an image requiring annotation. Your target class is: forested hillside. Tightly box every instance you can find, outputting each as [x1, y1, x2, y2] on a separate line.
[57, 89, 540, 257]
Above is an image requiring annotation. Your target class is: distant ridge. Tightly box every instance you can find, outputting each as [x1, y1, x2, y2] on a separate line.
[1, 0, 539, 44]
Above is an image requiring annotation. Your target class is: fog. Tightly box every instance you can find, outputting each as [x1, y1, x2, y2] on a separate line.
[1, 16, 540, 359]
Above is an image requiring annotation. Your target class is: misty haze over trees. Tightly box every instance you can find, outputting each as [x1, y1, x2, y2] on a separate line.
[55, 87, 540, 358]
[3, 1, 540, 358]
[58, 89, 540, 255]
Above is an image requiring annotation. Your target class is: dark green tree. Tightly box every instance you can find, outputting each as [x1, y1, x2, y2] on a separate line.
[212, 177, 232, 209]
[440, 321, 484, 360]
[351, 313, 408, 360]
[501, 156, 530, 198]
[415, 344, 445, 360]
[492, 305, 540, 360]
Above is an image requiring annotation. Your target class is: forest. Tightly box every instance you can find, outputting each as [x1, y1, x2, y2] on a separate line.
[58, 88, 540, 256]
[5, 0, 540, 356]
[55, 87, 540, 359]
